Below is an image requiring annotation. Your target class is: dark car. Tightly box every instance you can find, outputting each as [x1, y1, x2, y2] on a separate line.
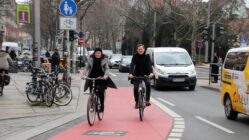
[119, 55, 132, 72]
[109, 54, 122, 68]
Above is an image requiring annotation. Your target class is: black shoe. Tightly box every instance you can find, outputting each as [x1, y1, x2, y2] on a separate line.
[99, 108, 104, 113]
[146, 101, 151, 106]
[135, 102, 139, 109]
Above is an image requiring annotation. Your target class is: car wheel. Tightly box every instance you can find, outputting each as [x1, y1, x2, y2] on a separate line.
[224, 95, 238, 120]
[189, 85, 195, 91]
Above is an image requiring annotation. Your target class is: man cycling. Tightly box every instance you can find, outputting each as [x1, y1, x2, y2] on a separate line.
[128, 44, 153, 109]
[0, 47, 13, 74]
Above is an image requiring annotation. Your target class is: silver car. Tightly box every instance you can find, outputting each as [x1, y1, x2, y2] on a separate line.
[109, 54, 122, 68]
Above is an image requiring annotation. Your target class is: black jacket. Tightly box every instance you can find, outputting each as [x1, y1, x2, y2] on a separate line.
[51, 52, 60, 66]
[129, 53, 153, 76]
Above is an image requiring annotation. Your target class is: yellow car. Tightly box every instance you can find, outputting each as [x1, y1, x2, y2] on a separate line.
[221, 47, 249, 120]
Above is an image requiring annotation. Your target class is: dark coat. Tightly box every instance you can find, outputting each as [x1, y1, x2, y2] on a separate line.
[84, 77, 117, 92]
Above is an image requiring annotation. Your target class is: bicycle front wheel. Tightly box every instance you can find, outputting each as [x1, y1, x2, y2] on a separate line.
[44, 87, 54, 107]
[26, 82, 38, 103]
[138, 92, 145, 121]
[87, 94, 96, 126]
[97, 95, 104, 121]
[53, 84, 72, 106]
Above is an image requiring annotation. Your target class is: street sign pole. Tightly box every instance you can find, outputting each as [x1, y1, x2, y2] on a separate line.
[59, 0, 77, 73]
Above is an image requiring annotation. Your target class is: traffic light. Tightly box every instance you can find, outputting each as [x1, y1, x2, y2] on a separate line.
[69, 30, 75, 41]
[201, 26, 211, 41]
[216, 25, 225, 38]
[79, 31, 84, 38]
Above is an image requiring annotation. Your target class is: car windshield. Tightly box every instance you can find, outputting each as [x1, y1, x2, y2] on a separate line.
[111, 54, 122, 59]
[122, 57, 132, 63]
[156, 52, 192, 65]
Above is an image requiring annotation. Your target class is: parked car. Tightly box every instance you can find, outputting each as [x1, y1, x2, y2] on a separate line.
[109, 54, 122, 68]
[103, 50, 113, 59]
[119, 55, 132, 72]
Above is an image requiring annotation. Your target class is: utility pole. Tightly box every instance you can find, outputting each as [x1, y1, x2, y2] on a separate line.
[205, 1, 210, 63]
[34, 0, 41, 67]
[152, 11, 157, 47]
[211, 23, 216, 63]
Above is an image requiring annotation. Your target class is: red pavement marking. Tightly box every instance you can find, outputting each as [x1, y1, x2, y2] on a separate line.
[49, 87, 173, 140]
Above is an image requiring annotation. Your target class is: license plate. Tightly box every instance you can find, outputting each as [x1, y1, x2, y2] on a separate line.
[173, 78, 185, 82]
[18, 61, 23, 65]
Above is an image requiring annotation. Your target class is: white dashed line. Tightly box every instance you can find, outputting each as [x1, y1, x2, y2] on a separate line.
[151, 97, 184, 140]
[195, 116, 235, 134]
[157, 97, 176, 106]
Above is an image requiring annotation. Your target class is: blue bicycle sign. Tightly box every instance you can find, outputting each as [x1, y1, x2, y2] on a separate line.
[59, 0, 77, 17]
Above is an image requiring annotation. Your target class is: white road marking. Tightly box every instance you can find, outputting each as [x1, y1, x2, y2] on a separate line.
[109, 72, 117, 77]
[152, 97, 185, 140]
[157, 97, 176, 106]
[151, 97, 180, 117]
[195, 116, 235, 134]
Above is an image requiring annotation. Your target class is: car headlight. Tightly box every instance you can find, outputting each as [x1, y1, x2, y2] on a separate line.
[155, 68, 164, 75]
[189, 69, 196, 77]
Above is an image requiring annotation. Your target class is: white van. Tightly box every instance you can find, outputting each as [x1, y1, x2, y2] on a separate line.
[2, 42, 20, 52]
[146, 47, 197, 90]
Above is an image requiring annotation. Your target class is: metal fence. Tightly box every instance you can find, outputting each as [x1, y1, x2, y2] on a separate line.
[208, 63, 222, 85]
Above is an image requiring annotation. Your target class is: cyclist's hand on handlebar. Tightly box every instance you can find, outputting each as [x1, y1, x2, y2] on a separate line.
[103, 75, 108, 80]
[81, 75, 86, 80]
[149, 73, 154, 79]
[128, 74, 133, 80]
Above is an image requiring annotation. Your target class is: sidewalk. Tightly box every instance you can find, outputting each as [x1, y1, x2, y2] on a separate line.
[195, 63, 220, 92]
[0, 71, 88, 140]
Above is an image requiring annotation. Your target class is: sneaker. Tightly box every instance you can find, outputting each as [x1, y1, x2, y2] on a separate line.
[135, 102, 139, 109]
[146, 101, 151, 106]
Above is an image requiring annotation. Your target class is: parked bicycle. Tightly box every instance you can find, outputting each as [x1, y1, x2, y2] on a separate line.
[132, 76, 149, 121]
[84, 77, 105, 126]
[0, 71, 6, 96]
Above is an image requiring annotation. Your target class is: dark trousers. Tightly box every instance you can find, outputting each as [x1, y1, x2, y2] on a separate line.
[89, 80, 106, 111]
[0, 69, 8, 74]
[133, 78, 151, 102]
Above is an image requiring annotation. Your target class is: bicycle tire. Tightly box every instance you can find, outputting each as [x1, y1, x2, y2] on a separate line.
[97, 96, 104, 121]
[44, 87, 54, 107]
[87, 94, 96, 126]
[0, 77, 4, 96]
[53, 83, 72, 106]
[26, 82, 39, 103]
[138, 91, 145, 121]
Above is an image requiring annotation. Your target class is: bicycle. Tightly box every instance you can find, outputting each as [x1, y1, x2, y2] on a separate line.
[84, 77, 106, 126]
[49, 71, 72, 106]
[132, 76, 149, 121]
[0, 71, 6, 96]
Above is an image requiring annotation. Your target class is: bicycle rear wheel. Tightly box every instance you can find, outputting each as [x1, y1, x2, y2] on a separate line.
[53, 83, 72, 106]
[87, 94, 96, 126]
[138, 92, 145, 121]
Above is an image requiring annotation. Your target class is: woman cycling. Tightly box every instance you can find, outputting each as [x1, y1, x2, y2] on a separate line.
[83, 48, 116, 112]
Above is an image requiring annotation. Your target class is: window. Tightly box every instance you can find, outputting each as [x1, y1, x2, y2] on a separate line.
[224, 52, 249, 71]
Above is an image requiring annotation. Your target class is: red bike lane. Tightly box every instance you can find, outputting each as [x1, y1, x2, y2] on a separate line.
[49, 87, 173, 140]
